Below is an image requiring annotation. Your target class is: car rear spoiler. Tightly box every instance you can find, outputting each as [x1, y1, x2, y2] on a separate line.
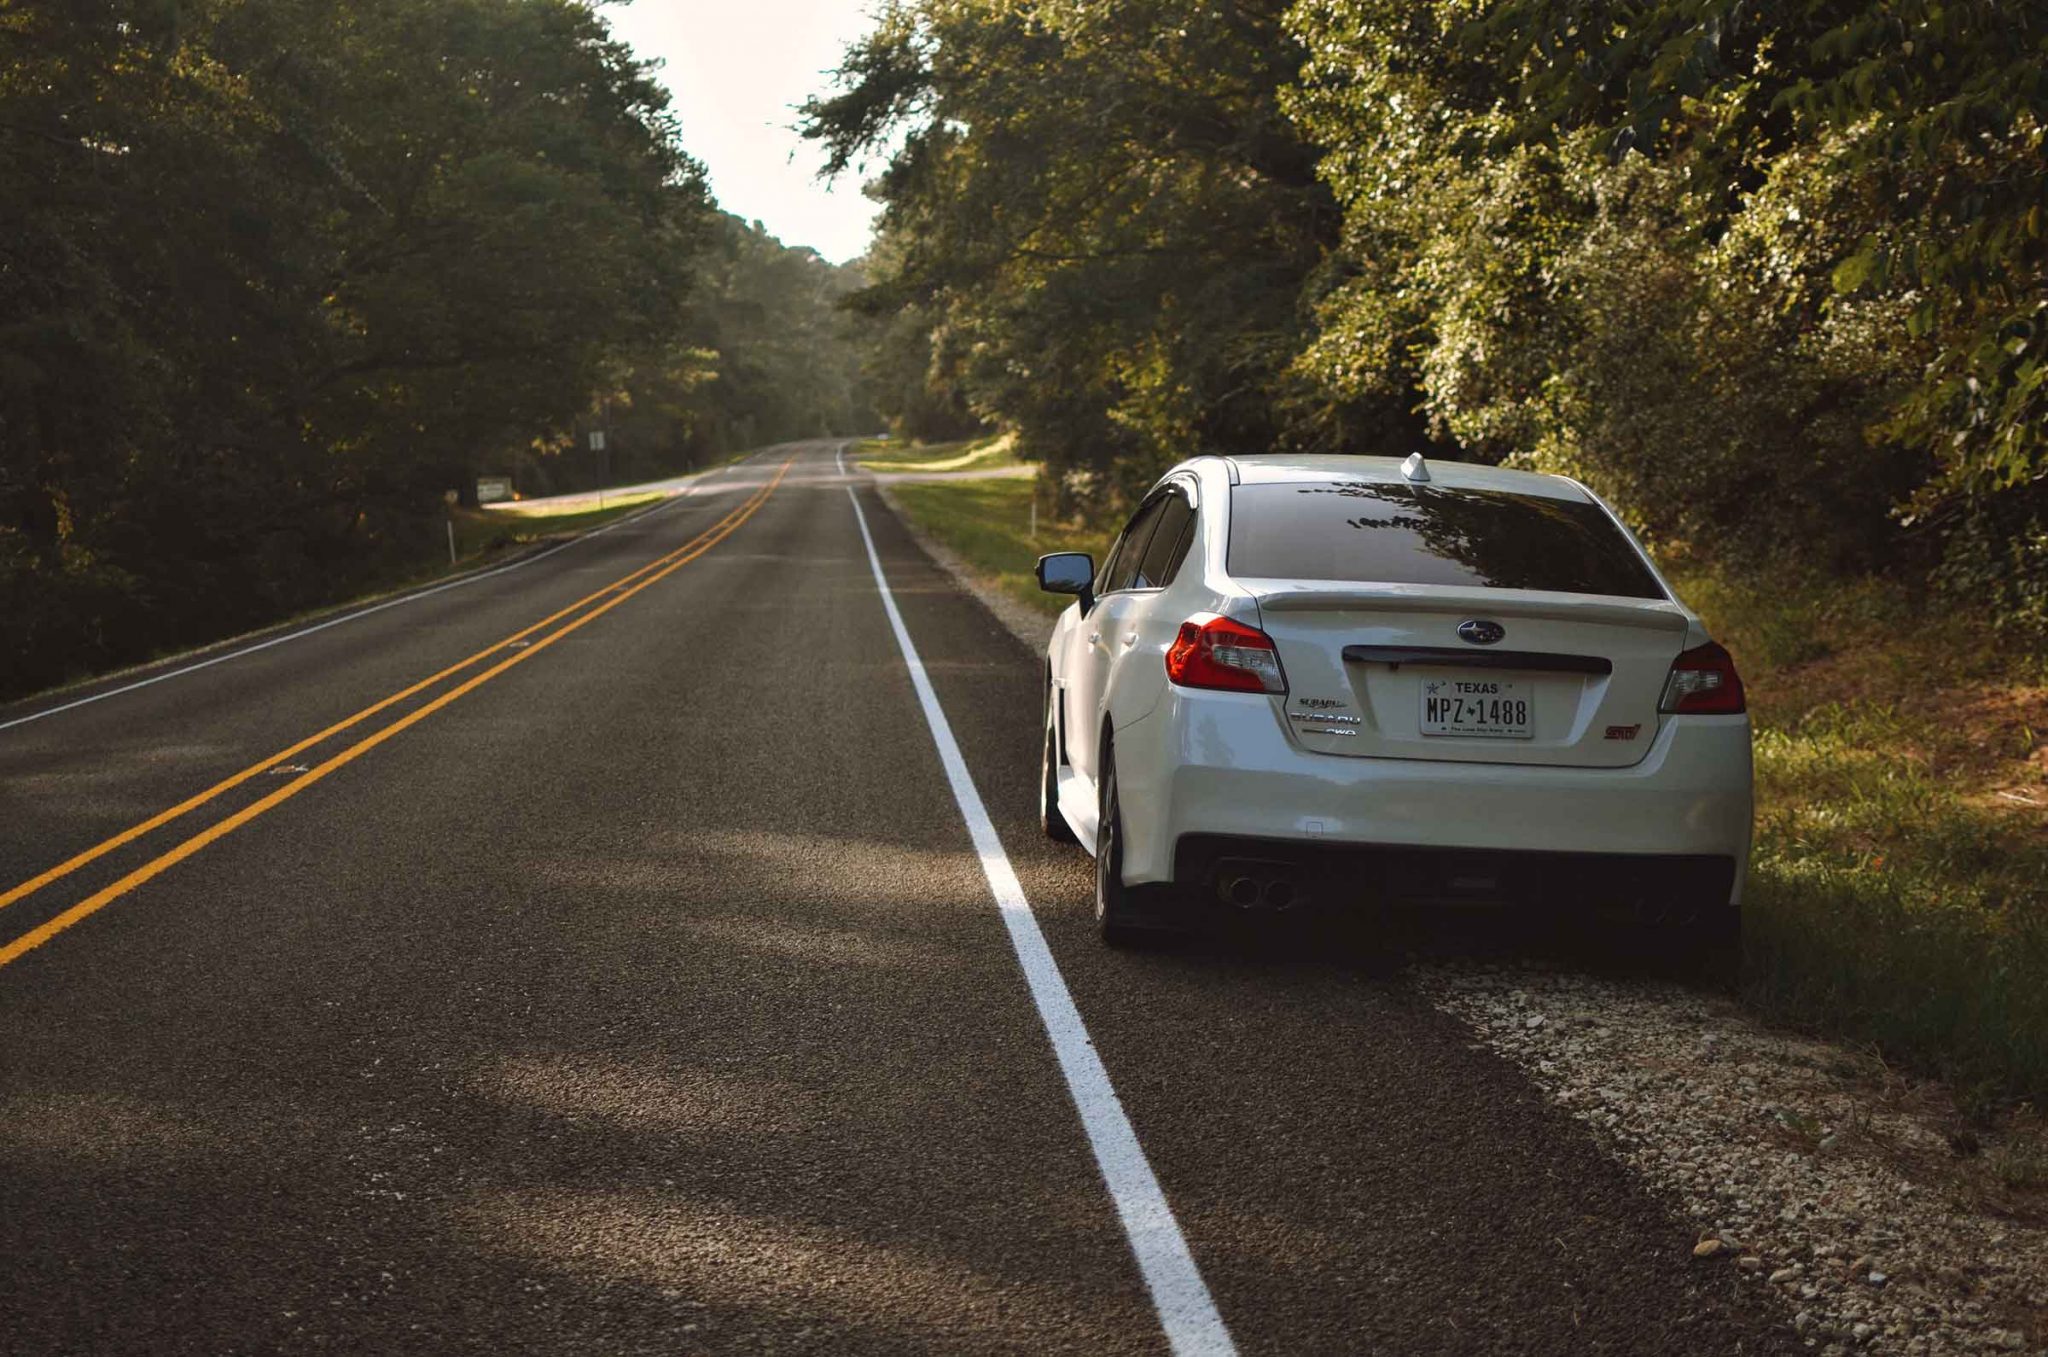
[1246, 583, 1690, 632]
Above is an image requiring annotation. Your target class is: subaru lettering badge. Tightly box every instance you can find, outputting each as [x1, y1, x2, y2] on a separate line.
[1458, 619, 1506, 646]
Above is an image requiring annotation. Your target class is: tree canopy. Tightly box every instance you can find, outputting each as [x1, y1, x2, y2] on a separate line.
[9, 0, 2043, 700]
[813, 0, 2048, 630]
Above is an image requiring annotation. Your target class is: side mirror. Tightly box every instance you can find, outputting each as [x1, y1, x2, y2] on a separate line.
[1035, 552, 1095, 611]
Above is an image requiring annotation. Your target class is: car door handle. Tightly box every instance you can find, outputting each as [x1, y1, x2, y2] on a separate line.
[1089, 631, 1102, 646]
[1120, 632, 1137, 648]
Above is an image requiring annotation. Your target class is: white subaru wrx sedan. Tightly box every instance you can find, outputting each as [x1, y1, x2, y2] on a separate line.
[1034, 453, 1752, 949]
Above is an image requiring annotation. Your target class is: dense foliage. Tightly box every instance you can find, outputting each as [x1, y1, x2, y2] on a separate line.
[503, 213, 876, 498]
[815, 0, 2048, 629]
[0, 1, 873, 699]
[1290, 0, 2048, 614]
[680, 214, 874, 460]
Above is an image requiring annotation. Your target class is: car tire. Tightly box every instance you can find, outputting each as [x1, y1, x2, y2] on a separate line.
[1682, 906, 1743, 982]
[1095, 743, 1155, 947]
[1041, 683, 1078, 844]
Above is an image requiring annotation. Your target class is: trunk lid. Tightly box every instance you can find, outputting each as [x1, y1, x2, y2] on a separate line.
[1247, 582, 1689, 769]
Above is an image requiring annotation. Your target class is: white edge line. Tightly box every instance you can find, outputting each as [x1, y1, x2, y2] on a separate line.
[0, 457, 759, 736]
[845, 483, 1237, 1357]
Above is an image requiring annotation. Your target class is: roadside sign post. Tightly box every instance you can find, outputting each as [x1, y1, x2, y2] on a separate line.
[590, 428, 607, 510]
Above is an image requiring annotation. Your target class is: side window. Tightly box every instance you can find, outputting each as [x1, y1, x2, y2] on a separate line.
[1095, 530, 1133, 597]
[1099, 496, 1170, 594]
[1134, 487, 1196, 589]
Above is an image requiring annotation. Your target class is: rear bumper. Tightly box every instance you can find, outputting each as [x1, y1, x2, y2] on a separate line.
[1112, 688, 1751, 905]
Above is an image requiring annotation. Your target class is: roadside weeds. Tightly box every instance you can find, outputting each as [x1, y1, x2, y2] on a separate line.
[1675, 565, 2048, 1111]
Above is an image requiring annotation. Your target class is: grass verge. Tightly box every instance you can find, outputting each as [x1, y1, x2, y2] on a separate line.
[884, 469, 2048, 1107]
[884, 472, 1108, 619]
[851, 432, 1023, 475]
[1670, 561, 2048, 1110]
[455, 493, 663, 558]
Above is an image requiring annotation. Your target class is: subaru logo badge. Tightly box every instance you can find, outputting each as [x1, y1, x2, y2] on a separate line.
[1458, 619, 1505, 646]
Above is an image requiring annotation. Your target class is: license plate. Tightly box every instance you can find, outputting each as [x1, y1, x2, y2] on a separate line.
[1420, 677, 1532, 739]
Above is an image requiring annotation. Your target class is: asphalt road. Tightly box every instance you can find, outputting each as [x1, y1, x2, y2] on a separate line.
[0, 441, 1791, 1354]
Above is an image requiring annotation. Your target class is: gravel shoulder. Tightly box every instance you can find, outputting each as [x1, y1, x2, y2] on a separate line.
[1421, 965, 2047, 1356]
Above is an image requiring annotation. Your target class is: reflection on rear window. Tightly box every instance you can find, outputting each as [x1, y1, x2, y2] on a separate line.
[1228, 481, 1666, 598]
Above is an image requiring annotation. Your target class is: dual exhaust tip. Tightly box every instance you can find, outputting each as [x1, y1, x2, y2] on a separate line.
[1214, 860, 1306, 912]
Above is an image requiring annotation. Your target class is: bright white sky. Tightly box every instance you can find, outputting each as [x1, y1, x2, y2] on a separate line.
[600, 0, 884, 264]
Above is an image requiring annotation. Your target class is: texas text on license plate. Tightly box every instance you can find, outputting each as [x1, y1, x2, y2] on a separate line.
[1421, 677, 1532, 739]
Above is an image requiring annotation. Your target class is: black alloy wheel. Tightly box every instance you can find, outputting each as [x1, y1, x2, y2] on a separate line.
[1041, 682, 1078, 843]
[1094, 744, 1148, 946]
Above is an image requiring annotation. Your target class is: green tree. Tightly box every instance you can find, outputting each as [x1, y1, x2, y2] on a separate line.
[803, 0, 1404, 511]
[845, 221, 984, 443]
[1287, 0, 2048, 615]
[0, 0, 714, 696]
[497, 213, 881, 497]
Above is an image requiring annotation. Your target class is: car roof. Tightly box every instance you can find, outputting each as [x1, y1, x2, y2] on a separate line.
[1198, 454, 1591, 503]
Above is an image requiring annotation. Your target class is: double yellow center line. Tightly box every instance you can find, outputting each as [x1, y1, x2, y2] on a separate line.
[0, 453, 795, 970]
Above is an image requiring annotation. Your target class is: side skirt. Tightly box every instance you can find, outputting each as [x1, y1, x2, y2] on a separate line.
[1056, 766, 1100, 854]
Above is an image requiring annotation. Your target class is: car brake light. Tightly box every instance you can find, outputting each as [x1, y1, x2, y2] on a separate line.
[1166, 614, 1287, 694]
[1660, 641, 1745, 714]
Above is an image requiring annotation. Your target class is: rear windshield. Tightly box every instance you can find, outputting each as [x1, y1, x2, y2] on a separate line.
[1227, 481, 1666, 599]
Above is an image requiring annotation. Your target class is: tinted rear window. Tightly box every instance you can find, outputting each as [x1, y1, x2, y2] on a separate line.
[1227, 481, 1666, 599]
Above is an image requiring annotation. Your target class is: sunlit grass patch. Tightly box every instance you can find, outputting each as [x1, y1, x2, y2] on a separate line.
[480, 490, 665, 519]
[852, 432, 1022, 474]
[453, 495, 662, 560]
[886, 473, 1108, 617]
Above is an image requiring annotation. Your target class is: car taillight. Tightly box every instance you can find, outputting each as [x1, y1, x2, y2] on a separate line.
[1660, 641, 1745, 714]
[1166, 614, 1287, 694]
